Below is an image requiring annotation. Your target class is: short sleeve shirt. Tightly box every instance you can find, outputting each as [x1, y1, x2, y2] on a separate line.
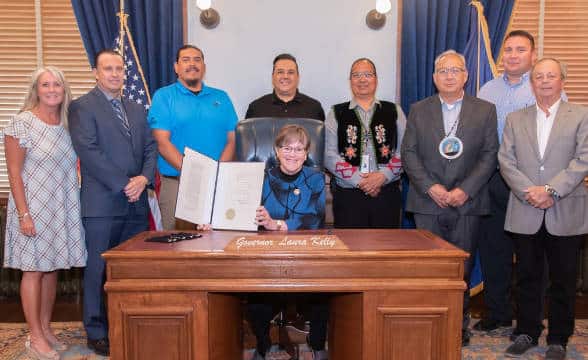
[148, 81, 238, 176]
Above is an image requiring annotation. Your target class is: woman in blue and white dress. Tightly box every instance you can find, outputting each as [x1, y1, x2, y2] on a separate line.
[2, 66, 86, 360]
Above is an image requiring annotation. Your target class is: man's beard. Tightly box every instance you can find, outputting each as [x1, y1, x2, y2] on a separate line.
[185, 78, 201, 88]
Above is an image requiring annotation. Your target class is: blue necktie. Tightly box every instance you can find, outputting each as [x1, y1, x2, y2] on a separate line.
[111, 99, 130, 136]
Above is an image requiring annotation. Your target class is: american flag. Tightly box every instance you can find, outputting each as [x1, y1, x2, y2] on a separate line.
[111, 32, 162, 230]
[112, 35, 150, 111]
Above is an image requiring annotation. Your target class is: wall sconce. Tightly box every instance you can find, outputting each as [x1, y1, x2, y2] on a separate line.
[197, 0, 220, 29]
[366, 0, 392, 30]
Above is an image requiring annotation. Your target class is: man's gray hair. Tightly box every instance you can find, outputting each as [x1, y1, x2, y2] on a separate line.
[531, 57, 567, 80]
[433, 50, 466, 71]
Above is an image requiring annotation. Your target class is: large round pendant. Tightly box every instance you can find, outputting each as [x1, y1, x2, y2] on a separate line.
[439, 136, 463, 160]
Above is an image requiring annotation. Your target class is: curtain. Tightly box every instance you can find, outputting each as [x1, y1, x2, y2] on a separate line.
[400, 0, 514, 114]
[71, 0, 183, 93]
[399, 0, 514, 229]
[463, 1, 498, 96]
[483, 0, 515, 60]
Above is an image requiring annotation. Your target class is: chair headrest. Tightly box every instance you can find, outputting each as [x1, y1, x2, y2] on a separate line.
[235, 117, 325, 170]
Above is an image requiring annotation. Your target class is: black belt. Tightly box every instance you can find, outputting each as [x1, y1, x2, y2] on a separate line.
[162, 175, 179, 180]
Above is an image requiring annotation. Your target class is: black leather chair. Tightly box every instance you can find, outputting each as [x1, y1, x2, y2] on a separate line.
[235, 117, 325, 358]
[235, 117, 324, 169]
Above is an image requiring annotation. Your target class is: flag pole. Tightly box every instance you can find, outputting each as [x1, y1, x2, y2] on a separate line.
[116, 1, 127, 55]
[116, 1, 129, 98]
[123, 21, 152, 103]
[114, 0, 152, 104]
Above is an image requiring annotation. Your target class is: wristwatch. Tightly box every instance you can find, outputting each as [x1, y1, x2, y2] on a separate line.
[544, 184, 560, 199]
[276, 220, 284, 231]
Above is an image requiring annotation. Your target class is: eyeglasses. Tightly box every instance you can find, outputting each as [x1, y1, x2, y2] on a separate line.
[275, 69, 297, 77]
[533, 73, 560, 81]
[351, 72, 376, 80]
[435, 67, 465, 76]
[280, 146, 306, 154]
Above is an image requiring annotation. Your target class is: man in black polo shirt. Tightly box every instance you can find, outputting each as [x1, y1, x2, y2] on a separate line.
[245, 53, 325, 120]
[245, 54, 327, 359]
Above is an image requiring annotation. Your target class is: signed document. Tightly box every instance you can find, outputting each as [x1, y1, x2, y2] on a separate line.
[175, 147, 265, 231]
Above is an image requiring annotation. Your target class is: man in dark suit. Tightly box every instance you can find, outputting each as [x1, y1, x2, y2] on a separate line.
[499, 58, 588, 360]
[69, 49, 157, 356]
[401, 50, 498, 347]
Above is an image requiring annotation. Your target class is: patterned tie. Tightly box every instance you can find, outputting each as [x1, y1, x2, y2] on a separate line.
[111, 98, 130, 136]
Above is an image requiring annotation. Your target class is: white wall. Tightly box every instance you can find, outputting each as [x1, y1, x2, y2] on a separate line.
[187, 0, 399, 119]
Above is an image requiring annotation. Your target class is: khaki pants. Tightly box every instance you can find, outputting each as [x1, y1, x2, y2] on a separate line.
[159, 176, 180, 230]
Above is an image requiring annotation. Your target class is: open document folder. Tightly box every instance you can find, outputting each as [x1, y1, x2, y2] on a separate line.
[175, 147, 265, 231]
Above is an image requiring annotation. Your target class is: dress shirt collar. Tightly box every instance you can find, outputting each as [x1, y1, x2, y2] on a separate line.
[536, 98, 562, 118]
[96, 86, 121, 102]
[439, 93, 463, 111]
[501, 71, 530, 88]
[349, 98, 381, 111]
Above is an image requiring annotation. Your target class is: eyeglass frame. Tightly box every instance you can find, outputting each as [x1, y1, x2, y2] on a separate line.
[350, 71, 376, 80]
[278, 145, 307, 155]
[435, 67, 466, 76]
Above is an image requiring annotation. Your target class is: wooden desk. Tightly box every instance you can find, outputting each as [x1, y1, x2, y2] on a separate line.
[104, 229, 468, 360]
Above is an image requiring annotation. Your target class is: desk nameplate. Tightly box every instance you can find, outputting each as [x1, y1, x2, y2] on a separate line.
[224, 234, 348, 251]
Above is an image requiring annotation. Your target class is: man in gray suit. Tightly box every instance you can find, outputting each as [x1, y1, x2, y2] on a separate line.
[499, 58, 588, 360]
[401, 50, 498, 347]
[69, 49, 157, 356]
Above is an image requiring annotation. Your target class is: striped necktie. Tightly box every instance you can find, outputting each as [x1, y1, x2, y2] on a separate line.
[111, 98, 130, 136]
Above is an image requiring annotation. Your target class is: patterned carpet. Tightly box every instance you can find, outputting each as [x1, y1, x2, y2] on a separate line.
[1, 321, 587, 359]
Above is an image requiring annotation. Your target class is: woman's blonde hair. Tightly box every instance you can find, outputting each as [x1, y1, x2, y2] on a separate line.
[21, 66, 72, 127]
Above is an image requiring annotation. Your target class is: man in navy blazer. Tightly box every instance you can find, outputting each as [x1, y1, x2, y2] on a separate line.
[69, 49, 157, 356]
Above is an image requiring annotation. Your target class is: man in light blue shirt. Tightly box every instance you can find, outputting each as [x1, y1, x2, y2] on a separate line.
[148, 45, 238, 229]
[475, 30, 537, 333]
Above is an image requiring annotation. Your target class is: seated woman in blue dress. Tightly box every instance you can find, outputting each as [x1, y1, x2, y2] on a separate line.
[250, 124, 327, 360]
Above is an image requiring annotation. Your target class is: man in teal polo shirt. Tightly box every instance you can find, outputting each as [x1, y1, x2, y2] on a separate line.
[148, 44, 238, 229]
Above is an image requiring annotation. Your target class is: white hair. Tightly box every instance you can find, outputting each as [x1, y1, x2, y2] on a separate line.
[433, 50, 466, 72]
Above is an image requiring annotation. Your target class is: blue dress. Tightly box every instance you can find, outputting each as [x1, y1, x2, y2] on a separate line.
[261, 166, 325, 230]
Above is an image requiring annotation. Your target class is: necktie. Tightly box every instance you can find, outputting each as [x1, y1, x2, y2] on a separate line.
[111, 99, 130, 136]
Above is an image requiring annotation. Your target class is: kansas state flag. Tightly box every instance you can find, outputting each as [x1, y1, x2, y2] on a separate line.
[462, 1, 498, 295]
[463, 1, 498, 97]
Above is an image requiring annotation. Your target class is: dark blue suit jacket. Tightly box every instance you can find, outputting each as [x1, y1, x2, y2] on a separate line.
[69, 87, 157, 217]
